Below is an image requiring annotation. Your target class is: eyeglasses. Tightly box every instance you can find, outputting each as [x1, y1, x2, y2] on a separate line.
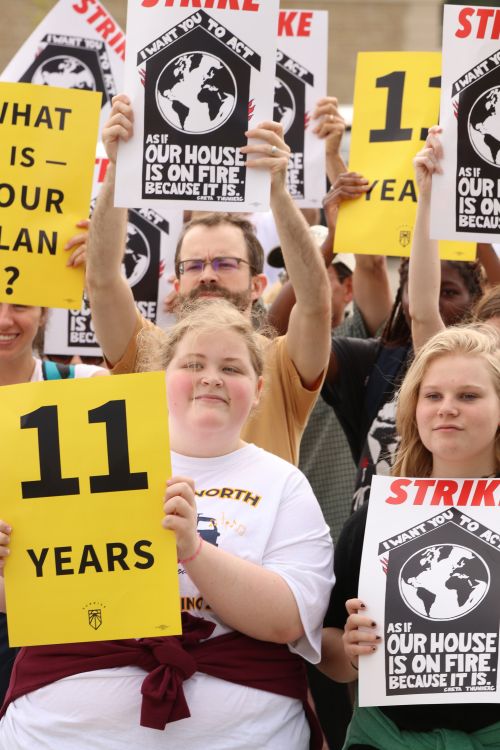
[178, 257, 253, 275]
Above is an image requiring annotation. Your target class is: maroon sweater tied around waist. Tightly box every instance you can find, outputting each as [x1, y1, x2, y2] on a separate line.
[1, 612, 322, 749]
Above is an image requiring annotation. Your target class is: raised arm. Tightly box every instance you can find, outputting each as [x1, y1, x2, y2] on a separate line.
[243, 123, 331, 387]
[86, 95, 139, 366]
[311, 96, 348, 185]
[352, 254, 392, 336]
[408, 127, 445, 352]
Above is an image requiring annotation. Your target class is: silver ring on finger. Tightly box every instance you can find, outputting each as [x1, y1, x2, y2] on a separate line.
[270, 145, 278, 156]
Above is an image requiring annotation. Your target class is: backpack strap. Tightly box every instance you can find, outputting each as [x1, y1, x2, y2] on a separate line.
[42, 361, 76, 380]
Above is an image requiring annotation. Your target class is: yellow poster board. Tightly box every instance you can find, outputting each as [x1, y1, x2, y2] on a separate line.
[0, 82, 100, 307]
[335, 52, 475, 261]
[1, 372, 181, 646]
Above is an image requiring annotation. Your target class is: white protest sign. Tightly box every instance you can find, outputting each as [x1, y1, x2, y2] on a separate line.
[115, 0, 279, 212]
[0, 0, 125, 137]
[276, 9, 328, 208]
[359, 475, 500, 706]
[431, 4, 500, 242]
[44, 150, 183, 357]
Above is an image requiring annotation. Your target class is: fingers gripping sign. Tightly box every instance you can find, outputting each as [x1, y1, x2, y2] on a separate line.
[103, 94, 134, 164]
[413, 126, 444, 198]
[241, 120, 291, 192]
[162, 476, 200, 562]
[0, 521, 12, 576]
[343, 598, 382, 670]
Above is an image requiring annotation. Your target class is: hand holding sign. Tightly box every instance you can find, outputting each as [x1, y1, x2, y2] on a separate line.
[343, 597, 381, 665]
[162, 475, 199, 560]
[242, 120, 290, 193]
[102, 94, 134, 164]
[413, 127, 443, 199]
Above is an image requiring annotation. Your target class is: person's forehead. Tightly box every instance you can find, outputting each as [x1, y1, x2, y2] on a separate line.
[180, 223, 249, 260]
[440, 262, 468, 289]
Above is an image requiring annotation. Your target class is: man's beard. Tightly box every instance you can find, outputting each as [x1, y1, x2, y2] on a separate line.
[177, 283, 253, 313]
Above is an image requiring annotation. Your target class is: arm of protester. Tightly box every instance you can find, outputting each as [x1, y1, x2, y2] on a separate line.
[352, 255, 392, 336]
[319, 627, 358, 683]
[477, 243, 500, 286]
[86, 94, 138, 366]
[320, 598, 379, 681]
[163, 477, 304, 643]
[311, 96, 347, 185]
[0, 521, 11, 613]
[65, 219, 90, 268]
[242, 122, 331, 387]
[266, 173, 370, 337]
[409, 127, 445, 353]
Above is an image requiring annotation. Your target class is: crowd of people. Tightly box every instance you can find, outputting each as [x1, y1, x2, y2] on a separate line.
[0, 89, 498, 750]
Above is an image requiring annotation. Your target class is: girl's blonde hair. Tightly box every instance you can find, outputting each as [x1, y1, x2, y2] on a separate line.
[393, 324, 500, 477]
[136, 298, 267, 378]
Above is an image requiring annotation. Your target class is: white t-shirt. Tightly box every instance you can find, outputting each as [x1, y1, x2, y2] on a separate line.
[30, 358, 107, 381]
[0, 444, 333, 750]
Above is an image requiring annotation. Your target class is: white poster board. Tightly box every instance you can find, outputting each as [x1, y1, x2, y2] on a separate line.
[0, 0, 124, 137]
[276, 9, 328, 208]
[431, 4, 500, 242]
[359, 475, 500, 706]
[115, 1, 279, 212]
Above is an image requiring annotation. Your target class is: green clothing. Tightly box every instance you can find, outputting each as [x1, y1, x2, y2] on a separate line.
[345, 703, 500, 750]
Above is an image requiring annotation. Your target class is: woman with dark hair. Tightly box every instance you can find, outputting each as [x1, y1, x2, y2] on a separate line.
[409, 126, 499, 350]
[321, 244, 483, 512]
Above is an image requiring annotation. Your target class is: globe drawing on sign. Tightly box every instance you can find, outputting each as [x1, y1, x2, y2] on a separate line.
[399, 544, 489, 621]
[156, 52, 236, 134]
[31, 56, 96, 90]
[122, 223, 150, 288]
[274, 78, 295, 135]
[468, 86, 500, 166]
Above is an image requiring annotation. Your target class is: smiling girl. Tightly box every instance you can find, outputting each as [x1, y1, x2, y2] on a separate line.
[320, 324, 500, 749]
[0, 299, 333, 750]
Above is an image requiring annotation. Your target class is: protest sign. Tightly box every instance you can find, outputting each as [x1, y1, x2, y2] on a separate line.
[336, 52, 475, 260]
[1, 372, 180, 646]
[0, 81, 100, 308]
[431, 5, 500, 242]
[43, 151, 183, 357]
[359, 475, 500, 706]
[115, 0, 279, 211]
[276, 9, 327, 208]
[0, 0, 124, 137]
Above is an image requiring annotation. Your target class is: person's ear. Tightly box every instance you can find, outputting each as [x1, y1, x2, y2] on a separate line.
[39, 307, 49, 327]
[343, 276, 354, 305]
[253, 375, 264, 406]
[251, 273, 267, 301]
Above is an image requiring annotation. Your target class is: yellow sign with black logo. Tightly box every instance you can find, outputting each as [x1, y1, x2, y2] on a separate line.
[1, 372, 181, 646]
[335, 52, 475, 261]
[0, 81, 100, 307]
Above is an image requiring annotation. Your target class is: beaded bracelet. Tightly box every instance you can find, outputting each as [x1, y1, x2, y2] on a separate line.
[179, 534, 203, 565]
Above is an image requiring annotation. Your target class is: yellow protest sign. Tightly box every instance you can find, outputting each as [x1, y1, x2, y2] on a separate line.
[1, 372, 181, 646]
[335, 52, 475, 261]
[0, 82, 100, 307]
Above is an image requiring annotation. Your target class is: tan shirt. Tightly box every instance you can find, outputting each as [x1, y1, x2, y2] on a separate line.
[110, 314, 321, 465]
